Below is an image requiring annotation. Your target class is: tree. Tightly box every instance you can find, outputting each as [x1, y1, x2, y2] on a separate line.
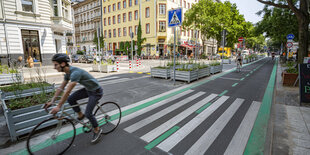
[182, 0, 251, 54]
[137, 20, 146, 56]
[257, 0, 309, 64]
[93, 31, 105, 53]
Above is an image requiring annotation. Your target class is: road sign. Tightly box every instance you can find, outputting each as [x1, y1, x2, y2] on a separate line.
[264, 46, 267, 49]
[286, 42, 293, 48]
[287, 34, 295, 40]
[168, 8, 182, 27]
[238, 37, 244, 42]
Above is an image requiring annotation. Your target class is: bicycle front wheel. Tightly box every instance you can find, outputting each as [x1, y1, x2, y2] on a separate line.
[94, 102, 122, 134]
[27, 117, 76, 155]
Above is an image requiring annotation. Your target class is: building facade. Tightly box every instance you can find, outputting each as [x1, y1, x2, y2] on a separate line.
[102, 0, 217, 57]
[72, 0, 101, 54]
[0, 0, 73, 66]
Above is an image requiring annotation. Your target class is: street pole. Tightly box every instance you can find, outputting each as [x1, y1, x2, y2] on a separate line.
[173, 27, 176, 85]
[195, 30, 198, 63]
[131, 32, 133, 61]
[97, 28, 100, 59]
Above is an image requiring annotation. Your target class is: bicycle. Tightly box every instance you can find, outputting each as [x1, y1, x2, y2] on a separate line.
[236, 60, 242, 72]
[26, 101, 122, 155]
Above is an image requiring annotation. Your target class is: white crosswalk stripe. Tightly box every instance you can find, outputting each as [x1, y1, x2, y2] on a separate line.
[157, 95, 230, 152]
[112, 89, 194, 124]
[224, 101, 262, 155]
[124, 92, 206, 133]
[141, 94, 219, 143]
[184, 98, 244, 155]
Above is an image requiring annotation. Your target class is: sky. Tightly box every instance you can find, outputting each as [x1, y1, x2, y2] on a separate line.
[226, 0, 266, 24]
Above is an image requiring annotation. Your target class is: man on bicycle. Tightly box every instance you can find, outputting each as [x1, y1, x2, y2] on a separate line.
[236, 52, 243, 67]
[45, 53, 103, 143]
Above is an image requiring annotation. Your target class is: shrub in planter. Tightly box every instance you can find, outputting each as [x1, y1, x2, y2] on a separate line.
[210, 61, 222, 74]
[171, 65, 199, 83]
[99, 59, 117, 73]
[282, 61, 298, 86]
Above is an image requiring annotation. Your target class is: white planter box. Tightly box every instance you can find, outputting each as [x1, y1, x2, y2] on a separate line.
[92, 64, 100, 72]
[210, 65, 223, 74]
[198, 67, 211, 78]
[151, 68, 171, 79]
[171, 70, 198, 83]
[100, 65, 117, 73]
[222, 59, 231, 64]
[0, 73, 24, 85]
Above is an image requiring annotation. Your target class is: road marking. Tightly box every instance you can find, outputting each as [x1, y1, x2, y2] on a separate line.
[246, 74, 250, 77]
[219, 90, 228, 96]
[144, 126, 180, 150]
[157, 96, 230, 152]
[224, 101, 262, 155]
[240, 78, 245, 81]
[218, 77, 241, 81]
[97, 76, 120, 82]
[244, 58, 277, 154]
[232, 83, 238, 87]
[124, 92, 205, 133]
[112, 90, 194, 124]
[141, 94, 219, 143]
[185, 98, 244, 155]
[195, 102, 212, 114]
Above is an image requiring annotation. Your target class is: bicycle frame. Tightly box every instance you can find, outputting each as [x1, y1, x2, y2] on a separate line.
[50, 101, 107, 134]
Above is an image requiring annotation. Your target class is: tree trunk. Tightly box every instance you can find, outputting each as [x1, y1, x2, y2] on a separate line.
[297, 14, 309, 64]
[202, 38, 206, 55]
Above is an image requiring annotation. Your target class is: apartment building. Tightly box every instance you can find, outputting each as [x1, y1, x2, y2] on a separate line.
[0, 0, 73, 66]
[102, 0, 217, 57]
[72, 0, 101, 53]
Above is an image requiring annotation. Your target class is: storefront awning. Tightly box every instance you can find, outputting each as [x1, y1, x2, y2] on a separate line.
[180, 44, 193, 50]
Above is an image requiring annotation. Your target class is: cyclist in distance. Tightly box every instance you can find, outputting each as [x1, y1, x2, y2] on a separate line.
[45, 53, 103, 143]
[236, 51, 243, 68]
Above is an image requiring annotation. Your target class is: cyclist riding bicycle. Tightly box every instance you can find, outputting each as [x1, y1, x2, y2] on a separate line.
[236, 52, 243, 67]
[45, 53, 103, 143]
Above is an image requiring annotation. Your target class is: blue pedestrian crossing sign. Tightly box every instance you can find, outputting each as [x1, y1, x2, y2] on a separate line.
[168, 8, 182, 27]
[287, 34, 295, 40]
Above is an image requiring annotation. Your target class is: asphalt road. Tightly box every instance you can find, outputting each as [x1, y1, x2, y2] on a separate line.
[16, 57, 276, 155]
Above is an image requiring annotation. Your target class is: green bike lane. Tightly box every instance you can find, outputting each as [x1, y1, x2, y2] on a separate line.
[11, 57, 276, 155]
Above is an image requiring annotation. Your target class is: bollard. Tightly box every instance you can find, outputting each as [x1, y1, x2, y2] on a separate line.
[129, 61, 132, 70]
[116, 61, 119, 72]
[139, 58, 141, 67]
[136, 59, 139, 67]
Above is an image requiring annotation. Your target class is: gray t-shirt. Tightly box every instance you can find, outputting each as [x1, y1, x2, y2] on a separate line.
[64, 66, 100, 91]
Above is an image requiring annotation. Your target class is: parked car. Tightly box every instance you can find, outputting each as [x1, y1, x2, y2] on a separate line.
[242, 50, 250, 56]
[78, 55, 94, 63]
[71, 54, 82, 63]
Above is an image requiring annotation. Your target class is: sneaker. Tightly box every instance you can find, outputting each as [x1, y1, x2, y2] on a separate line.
[77, 114, 85, 121]
[91, 128, 103, 143]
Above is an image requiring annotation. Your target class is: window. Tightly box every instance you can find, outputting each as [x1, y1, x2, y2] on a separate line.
[118, 14, 121, 23]
[159, 4, 166, 15]
[129, 0, 132, 7]
[123, 13, 126, 22]
[146, 23, 150, 34]
[145, 7, 150, 18]
[123, 0, 126, 8]
[108, 17, 111, 25]
[159, 21, 166, 32]
[22, 0, 33, 12]
[113, 29, 116, 37]
[113, 4, 116, 11]
[113, 16, 115, 24]
[104, 18, 106, 26]
[109, 30, 111, 38]
[188, 3, 190, 8]
[134, 10, 138, 20]
[123, 27, 127, 36]
[21, 30, 41, 62]
[104, 7, 106, 13]
[53, 0, 58, 16]
[108, 5, 111, 12]
[128, 12, 132, 21]
[118, 2, 121, 10]
[104, 30, 107, 38]
[118, 28, 121, 37]
[135, 25, 138, 35]
[184, 1, 186, 8]
[135, 0, 138, 5]
[180, 0, 182, 7]
[129, 26, 132, 36]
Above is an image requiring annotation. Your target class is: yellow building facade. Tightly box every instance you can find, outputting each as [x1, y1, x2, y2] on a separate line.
[102, 0, 217, 57]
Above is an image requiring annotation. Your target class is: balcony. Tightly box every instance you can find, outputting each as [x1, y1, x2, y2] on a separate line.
[51, 16, 73, 31]
[67, 42, 74, 46]
[66, 32, 73, 36]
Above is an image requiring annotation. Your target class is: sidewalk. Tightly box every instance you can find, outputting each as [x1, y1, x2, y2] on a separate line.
[271, 60, 310, 154]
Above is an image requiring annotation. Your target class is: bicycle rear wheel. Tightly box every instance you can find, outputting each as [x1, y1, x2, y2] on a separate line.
[27, 117, 76, 155]
[94, 102, 122, 134]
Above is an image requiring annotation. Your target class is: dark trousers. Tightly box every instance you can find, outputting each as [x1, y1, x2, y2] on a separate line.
[67, 87, 103, 128]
